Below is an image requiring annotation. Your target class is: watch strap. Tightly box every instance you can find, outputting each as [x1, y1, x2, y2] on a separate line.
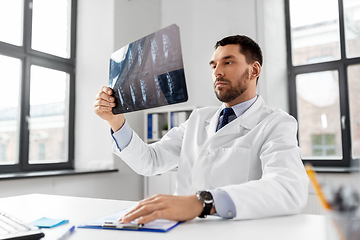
[197, 191, 214, 218]
[199, 202, 212, 218]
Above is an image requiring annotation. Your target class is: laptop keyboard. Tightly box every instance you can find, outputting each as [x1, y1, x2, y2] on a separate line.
[0, 210, 44, 240]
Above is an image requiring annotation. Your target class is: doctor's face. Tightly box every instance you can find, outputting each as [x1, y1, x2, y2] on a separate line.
[209, 44, 253, 106]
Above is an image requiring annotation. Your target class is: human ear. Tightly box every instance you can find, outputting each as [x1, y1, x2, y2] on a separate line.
[251, 61, 261, 79]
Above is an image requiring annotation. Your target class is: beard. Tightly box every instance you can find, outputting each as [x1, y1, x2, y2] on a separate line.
[214, 69, 250, 103]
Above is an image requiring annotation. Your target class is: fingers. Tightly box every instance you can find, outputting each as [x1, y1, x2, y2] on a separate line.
[122, 202, 165, 224]
[94, 86, 115, 114]
[101, 86, 113, 95]
[120, 195, 166, 224]
[94, 86, 126, 131]
[94, 99, 115, 109]
[93, 98, 114, 116]
[95, 86, 114, 103]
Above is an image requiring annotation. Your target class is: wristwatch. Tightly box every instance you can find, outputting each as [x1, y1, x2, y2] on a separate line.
[196, 191, 214, 218]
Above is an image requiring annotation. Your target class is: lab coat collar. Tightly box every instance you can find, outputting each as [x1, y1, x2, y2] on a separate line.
[205, 95, 265, 137]
[239, 95, 265, 130]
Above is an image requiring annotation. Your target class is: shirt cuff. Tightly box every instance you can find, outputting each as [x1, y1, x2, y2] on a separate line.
[111, 120, 133, 151]
[209, 189, 236, 219]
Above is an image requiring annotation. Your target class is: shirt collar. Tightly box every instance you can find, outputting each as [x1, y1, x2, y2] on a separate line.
[220, 95, 258, 118]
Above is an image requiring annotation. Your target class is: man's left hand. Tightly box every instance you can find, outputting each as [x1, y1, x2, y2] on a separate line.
[120, 194, 205, 224]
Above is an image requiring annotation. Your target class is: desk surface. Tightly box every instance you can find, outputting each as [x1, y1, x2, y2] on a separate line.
[0, 194, 327, 240]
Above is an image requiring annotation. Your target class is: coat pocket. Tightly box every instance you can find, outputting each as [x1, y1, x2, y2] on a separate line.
[210, 146, 251, 188]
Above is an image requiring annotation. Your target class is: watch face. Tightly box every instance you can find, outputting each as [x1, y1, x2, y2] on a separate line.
[199, 191, 213, 203]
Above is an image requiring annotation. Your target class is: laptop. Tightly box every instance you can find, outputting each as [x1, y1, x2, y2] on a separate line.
[109, 24, 188, 114]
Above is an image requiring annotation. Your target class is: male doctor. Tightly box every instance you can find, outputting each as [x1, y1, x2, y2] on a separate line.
[94, 35, 309, 224]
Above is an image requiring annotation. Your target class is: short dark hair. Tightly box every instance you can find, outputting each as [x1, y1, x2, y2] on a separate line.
[215, 35, 263, 68]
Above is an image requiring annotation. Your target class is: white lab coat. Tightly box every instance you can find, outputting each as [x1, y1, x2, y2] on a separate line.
[114, 96, 309, 220]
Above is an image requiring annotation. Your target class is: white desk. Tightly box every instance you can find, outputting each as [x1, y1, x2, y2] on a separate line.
[0, 194, 327, 240]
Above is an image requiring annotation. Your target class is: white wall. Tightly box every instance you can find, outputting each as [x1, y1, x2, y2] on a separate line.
[256, 0, 289, 111]
[75, 0, 114, 170]
[161, 0, 258, 109]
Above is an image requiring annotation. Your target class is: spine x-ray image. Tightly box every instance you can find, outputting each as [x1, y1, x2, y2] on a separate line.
[109, 24, 188, 114]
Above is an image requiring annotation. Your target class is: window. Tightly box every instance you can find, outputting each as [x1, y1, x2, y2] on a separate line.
[311, 134, 337, 157]
[285, 0, 360, 167]
[0, 0, 76, 173]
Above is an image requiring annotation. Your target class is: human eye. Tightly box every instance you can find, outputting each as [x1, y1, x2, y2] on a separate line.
[225, 61, 232, 65]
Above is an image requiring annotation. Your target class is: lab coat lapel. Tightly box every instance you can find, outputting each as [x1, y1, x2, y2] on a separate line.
[215, 115, 242, 137]
[205, 108, 222, 138]
[240, 95, 265, 130]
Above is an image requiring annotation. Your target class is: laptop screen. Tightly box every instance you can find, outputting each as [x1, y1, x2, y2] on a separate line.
[109, 24, 188, 114]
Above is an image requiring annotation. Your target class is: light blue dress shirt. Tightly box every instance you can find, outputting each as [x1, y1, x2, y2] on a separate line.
[111, 95, 258, 219]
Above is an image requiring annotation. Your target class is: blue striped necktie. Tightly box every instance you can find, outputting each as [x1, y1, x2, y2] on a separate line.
[216, 108, 235, 131]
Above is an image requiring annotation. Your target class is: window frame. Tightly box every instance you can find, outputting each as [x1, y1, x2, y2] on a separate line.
[285, 0, 360, 168]
[0, 0, 76, 173]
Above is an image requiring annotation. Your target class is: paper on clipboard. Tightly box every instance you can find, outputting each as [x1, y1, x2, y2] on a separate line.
[78, 208, 180, 232]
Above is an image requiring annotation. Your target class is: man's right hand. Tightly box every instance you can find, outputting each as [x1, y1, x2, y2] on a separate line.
[94, 86, 125, 132]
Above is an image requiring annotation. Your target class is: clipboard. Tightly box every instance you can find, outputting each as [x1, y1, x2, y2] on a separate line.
[78, 208, 181, 233]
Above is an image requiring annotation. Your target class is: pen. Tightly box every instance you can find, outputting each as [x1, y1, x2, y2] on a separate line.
[305, 163, 332, 210]
[57, 225, 75, 240]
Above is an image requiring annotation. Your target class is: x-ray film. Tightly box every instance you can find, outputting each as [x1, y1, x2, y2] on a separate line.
[109, 24, 188, 114]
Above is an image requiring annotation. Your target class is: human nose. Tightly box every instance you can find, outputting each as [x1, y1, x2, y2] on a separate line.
[213, 65, 224, 78]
